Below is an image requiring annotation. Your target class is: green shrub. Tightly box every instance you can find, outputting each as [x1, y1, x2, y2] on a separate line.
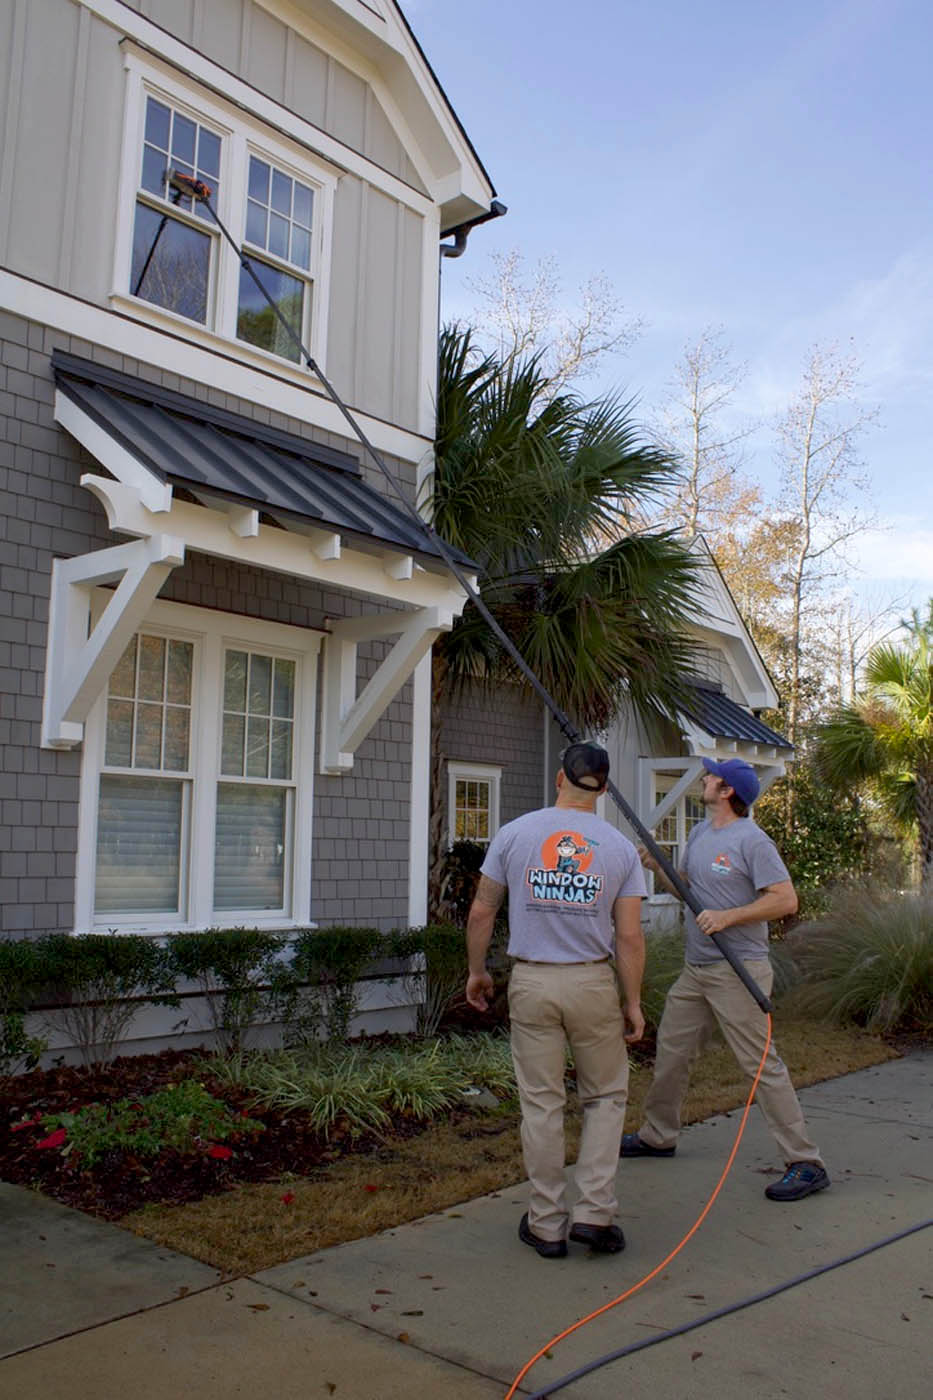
[387, 924, 465, 1037]
[786, 887, 933, 1033]
[167, 929, 287, 1054]
[0, 939, 48, 1078]
[42, 1080, 263, 1167]
[36, 934, 178, 1068]
[287, 927, 386, 1044]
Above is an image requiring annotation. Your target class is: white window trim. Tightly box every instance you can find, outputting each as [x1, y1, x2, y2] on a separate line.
[113, 50, 336, 377]
[447, 761, 501, 849]
[646, 767, 705, 902]
[75, 595, 322, 935]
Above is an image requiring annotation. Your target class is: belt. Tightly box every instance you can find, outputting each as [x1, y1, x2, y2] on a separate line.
[512, 957, 610, 966]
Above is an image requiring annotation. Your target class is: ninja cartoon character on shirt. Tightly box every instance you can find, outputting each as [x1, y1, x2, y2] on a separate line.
[554, 834, 592, 875]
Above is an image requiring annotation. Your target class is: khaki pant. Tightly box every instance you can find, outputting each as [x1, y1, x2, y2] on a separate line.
[509, 959, 629, 1241]
[639, 959, 824, 1168]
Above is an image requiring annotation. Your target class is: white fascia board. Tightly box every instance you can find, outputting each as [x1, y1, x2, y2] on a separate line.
[80, 474, 469, 615]
[0, 270, 430, 467]
[267, 0, 495, 203]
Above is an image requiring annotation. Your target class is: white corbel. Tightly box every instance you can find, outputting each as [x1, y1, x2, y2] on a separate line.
[320, 606, 452, 773]
[227, 505, 260, 538]
[55, 388, 172, 514]
[383, 552, 413, 581]
[41, 534, 185, 749]
[308, 528, 342, 561]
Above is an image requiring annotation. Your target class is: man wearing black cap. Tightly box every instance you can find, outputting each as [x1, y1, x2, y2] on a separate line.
[624, 756, 830, 1202]
[465, 742, 647, 1258]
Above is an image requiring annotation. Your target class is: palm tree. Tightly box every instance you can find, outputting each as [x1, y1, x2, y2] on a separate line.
[424, 325, 703, 914]
[814, 624, 933, 890]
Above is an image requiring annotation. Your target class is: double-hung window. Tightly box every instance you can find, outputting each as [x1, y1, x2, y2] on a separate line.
[77, 599, 321, 934]
[116, 52, 335, 370]
[448, 762, 501, 848]
[131, 96, 222, 325]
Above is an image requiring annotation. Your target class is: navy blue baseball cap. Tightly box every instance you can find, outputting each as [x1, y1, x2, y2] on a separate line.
[702, 757, 760, 805]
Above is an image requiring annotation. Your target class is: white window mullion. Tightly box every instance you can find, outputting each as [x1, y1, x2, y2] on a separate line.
[216, 132, 247, 341]
[188, 630, 222, 927]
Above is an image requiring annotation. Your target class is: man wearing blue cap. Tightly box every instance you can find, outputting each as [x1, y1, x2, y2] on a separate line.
[624, 756, 830, 1202]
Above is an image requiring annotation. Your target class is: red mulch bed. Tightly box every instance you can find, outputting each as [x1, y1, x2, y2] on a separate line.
[0, 1049, 365, 1221]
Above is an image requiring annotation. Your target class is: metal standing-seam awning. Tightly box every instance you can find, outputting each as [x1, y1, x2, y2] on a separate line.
[641, 680, 793, 834]
[42, 353, 476, 770]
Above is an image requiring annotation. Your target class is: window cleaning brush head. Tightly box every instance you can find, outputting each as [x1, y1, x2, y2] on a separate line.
[167, 170, 212, 202]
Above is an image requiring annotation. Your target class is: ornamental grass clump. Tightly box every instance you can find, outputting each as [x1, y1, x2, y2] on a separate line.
[205, 1032, 516, 1138]
[786, 886, 933, 1034]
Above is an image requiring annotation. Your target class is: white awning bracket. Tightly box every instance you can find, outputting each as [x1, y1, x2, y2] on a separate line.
[320, 606, 453, 773]
[41, 534, 185, 749]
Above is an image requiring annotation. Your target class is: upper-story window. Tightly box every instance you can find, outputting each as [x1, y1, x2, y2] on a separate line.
[131, 96, 222, 325]
[116, 53, 335, 372]
[238, 156, 316, 363]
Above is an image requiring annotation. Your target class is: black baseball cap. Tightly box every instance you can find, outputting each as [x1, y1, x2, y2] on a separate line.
[562, 742, 610, 791]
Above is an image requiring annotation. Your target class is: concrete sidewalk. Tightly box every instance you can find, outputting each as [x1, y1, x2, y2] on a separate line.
[2, 1053, 931, 1398]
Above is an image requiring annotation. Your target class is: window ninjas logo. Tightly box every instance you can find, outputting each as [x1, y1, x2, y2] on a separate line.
[526, 831, 603, 905]
[526, 868, 604, 904]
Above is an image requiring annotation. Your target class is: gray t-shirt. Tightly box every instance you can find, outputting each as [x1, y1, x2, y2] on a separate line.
[682, 817, 791, 965]
[481, 807, 646, 963]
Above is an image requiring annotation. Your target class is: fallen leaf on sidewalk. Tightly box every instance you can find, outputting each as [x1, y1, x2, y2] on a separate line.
[247, 1303, 270, 1311]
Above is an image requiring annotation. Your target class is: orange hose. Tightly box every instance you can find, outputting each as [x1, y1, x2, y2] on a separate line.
[504, 1012, 774, 1399]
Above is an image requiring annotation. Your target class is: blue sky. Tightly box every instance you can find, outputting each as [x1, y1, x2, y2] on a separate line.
[407, 0, 933, 613]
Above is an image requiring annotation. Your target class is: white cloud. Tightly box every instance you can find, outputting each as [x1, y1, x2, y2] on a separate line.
[846, 520, 933, 607]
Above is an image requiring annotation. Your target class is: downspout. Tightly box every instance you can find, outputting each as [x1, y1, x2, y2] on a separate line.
[439, 199, 508, 260]
[425, 200, 507, 917]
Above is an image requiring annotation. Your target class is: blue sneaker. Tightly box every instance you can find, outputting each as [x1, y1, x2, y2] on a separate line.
[765, 1162, 830, 1201]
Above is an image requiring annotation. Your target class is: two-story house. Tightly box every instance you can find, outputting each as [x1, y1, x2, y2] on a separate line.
[0, 0, 501, 1044]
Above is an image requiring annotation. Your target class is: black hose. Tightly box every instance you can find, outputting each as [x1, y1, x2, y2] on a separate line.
[523, 1218, 933, 1397]
[184, 175, 771, 1013]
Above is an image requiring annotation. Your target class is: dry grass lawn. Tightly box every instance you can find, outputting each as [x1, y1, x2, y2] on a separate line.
[122, 1017, 898, 1276]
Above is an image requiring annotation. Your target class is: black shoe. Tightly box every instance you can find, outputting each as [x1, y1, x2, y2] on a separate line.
[569, 1221, 625, 1253]
[620, 1132, 676, 1158]
[764, 1162, 830, 1201]
[518, 1213, 567, 1258]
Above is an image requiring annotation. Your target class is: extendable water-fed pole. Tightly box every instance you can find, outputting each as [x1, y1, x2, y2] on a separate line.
[167, 171, 772, 1014]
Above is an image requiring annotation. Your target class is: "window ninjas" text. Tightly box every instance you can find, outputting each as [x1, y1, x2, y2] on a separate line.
[526, 870, 603, 904]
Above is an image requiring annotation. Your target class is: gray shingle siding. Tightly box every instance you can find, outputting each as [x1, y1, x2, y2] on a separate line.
[0, 310, 414, 938]
[440, 680, 545, 832]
